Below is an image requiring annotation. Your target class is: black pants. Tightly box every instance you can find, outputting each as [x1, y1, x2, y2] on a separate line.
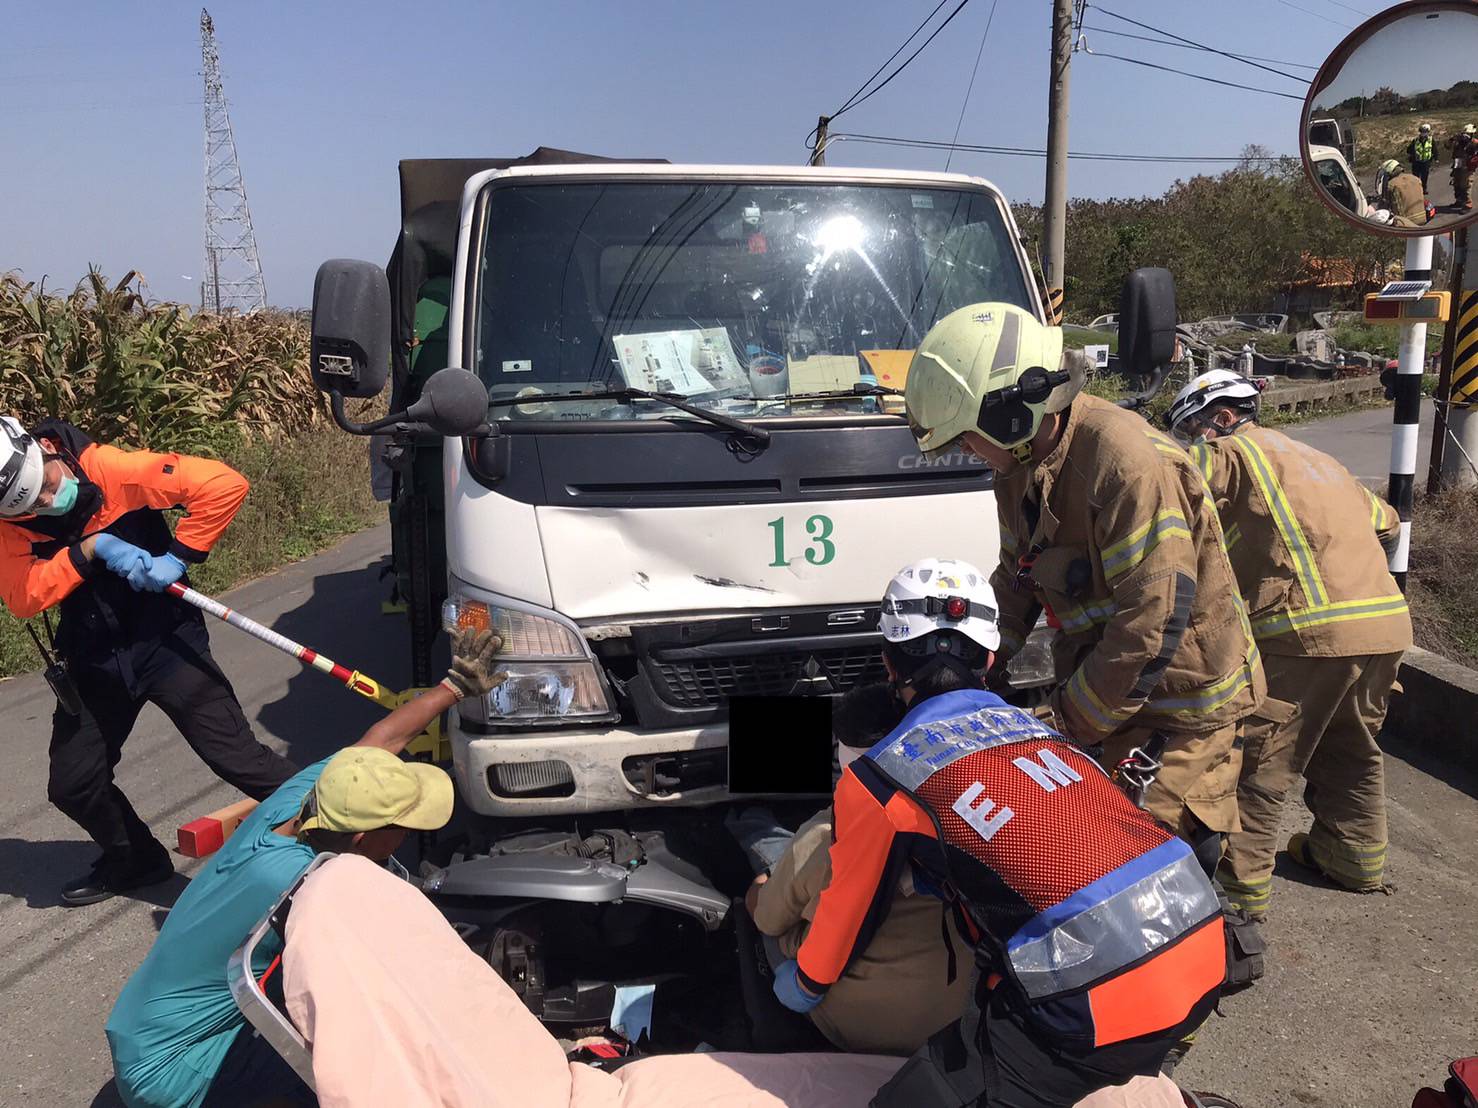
[871, 978, 1208, 1108]
[1413, 162, 1431, 191]
[47, 633, 297, 864]
[200, 1024, 316, 1107]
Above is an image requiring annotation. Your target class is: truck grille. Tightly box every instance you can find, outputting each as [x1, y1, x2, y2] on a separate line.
[650, 647, 887, 709]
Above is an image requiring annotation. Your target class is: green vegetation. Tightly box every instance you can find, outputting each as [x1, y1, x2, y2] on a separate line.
[0, 271, 383, 678]
[0, 270, 321, 450]
[1218, 331, 1298, 357]
[1330, 320, 1445, 360]
[1061, 326, 1118, 352]
[1324, 82, 1478, 121]
[1015, 156, 1405, 326]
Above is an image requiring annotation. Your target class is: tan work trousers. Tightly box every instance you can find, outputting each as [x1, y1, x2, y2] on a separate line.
[1101, 722, 1242, 840]
[1219, 652, 1400, 915]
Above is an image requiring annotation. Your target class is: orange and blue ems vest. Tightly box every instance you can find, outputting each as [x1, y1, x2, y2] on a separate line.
[797, 689, 1224, 1049]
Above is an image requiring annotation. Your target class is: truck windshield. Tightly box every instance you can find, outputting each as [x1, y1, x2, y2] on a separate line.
[474, 180, 1034, 422]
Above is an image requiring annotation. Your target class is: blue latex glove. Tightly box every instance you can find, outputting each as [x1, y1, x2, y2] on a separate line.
[126, 556, 154, 592]
[772, 959, 823, 1014]
[135, 552, 187, 593]
[93, 534, 152, 581]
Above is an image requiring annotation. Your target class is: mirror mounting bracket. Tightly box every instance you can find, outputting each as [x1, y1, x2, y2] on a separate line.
[327, 389, 493, 441]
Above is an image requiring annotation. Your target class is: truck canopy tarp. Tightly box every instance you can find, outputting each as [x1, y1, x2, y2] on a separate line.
[388, 148, 667, 403]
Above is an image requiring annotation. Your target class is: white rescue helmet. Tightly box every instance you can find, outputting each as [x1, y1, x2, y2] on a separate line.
[880, 557, 1001, 653]
[1165, 369, 1262, 442]
[905, 303, 1081, 465]
[0, 418, 46, 518]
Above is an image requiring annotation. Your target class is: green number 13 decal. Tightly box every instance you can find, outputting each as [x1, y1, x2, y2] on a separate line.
[768, 514, 836, 567]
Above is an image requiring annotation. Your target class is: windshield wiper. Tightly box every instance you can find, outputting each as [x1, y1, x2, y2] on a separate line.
[487, 387, 771, 448]
[754, 383, 904, 405]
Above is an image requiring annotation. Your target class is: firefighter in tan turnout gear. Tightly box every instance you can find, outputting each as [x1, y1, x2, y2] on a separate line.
[1168, 370, 1410, 917]
[904, 304, 1266, 870]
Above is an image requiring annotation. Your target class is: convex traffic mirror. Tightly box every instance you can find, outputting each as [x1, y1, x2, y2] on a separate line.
[1301, 1, 1478, 237]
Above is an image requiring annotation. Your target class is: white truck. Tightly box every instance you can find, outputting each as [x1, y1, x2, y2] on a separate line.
[313, 153, 1099, 817]
[306, 150, 1174, 1042]
[1308, 142, 1372, 220]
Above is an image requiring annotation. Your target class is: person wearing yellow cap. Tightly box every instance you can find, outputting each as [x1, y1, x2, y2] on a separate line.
[105, 627, 505, 1108]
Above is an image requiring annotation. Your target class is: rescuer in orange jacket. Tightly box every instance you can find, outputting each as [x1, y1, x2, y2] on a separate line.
[0, 418, 297, 906]
[777, 558, 1224, 1108]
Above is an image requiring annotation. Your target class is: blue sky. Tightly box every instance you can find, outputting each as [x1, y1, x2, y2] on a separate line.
[1313, 5, 1478, 106]
[1, 0, 1365, 307]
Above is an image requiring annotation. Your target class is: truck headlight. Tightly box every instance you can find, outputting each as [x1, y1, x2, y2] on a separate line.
[442, 595, 617, 725]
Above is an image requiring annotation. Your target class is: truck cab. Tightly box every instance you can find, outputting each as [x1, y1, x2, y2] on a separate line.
[316, 152, 1059, 818]
[1308, 143, 1371, 219]
[1308, 117, 1355, 166]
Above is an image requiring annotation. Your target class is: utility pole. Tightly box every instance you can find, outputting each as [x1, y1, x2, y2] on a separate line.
[1440, 229, 1478, 489]
[1387, 236, 1434, 590]
[1428, 227, 1465, 494]
[1041, 0, 1075, 325]
[200, 9, 266, 313]
[810, 115, 830, 167]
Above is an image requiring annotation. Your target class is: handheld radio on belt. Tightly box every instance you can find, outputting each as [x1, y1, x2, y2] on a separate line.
[26, 612, 80, 717]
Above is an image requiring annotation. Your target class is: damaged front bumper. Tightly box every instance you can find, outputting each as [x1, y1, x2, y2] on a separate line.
[452, 717, 745, 816]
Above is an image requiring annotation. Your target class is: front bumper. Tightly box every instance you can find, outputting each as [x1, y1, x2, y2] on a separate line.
[452, 718, 738, 816]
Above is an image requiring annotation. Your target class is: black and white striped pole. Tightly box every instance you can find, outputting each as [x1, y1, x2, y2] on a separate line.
[1387, 235, 1434, 591]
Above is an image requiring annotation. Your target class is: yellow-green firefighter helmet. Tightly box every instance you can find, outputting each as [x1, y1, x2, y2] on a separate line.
[904, 302, 1080, 464]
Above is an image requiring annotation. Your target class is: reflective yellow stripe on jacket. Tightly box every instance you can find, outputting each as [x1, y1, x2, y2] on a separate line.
[1251, 594, 1410, 638]
[1232, 435, 1330, 608]
[1231, 435, 1408, 642]
[1100, 510, 1192, 582]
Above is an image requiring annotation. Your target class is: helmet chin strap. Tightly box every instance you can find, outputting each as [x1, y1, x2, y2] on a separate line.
[1010, 440, 1035, 464]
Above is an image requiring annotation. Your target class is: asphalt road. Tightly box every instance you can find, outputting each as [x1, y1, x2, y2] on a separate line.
[1285, 399, 1436, 491]
[3, 482, 1476, 1105]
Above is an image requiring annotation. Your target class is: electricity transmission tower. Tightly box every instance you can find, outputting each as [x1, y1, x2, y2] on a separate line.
[200, 8, 266, 313]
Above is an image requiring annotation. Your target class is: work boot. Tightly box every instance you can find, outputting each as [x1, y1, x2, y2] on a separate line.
[61, 847, 174, 907]
[1285, 832, 1389, 895]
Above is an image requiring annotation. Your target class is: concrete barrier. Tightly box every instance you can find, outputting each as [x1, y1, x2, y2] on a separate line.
[1384, 646, 1478, 774]
[1262, 375, 1385, 415]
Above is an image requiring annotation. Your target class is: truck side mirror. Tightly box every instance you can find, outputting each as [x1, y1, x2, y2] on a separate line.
[405, 368, 489, 437]
[310, 259, 391, 399]
[1117, 267, 1177, 378]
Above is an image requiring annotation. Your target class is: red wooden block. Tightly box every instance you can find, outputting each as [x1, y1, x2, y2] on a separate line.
[176, 798, 259, 858]
[178, 816, 225, 858]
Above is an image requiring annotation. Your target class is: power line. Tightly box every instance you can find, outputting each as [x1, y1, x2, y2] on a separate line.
[1315, 0, 1371, 17]
[1079, 25, 1319, 70]
[1085, 51, 1308, 100]
[1089, 5, 1309, 83]
[1269, 0, 1354, 29]
[830, 0, 950, 123]
[945, 0, 1001, 172]
[835, 0, 973, 120]
[831, 132, 1291, 163]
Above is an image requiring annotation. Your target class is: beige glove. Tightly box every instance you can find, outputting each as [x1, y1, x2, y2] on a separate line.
[441, 628, 508, 700]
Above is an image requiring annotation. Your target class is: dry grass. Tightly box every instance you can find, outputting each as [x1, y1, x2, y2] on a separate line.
[0, 270, 324, 452]
[1348, 106, 1475, 179]
[1407, 487, 1478, 668]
